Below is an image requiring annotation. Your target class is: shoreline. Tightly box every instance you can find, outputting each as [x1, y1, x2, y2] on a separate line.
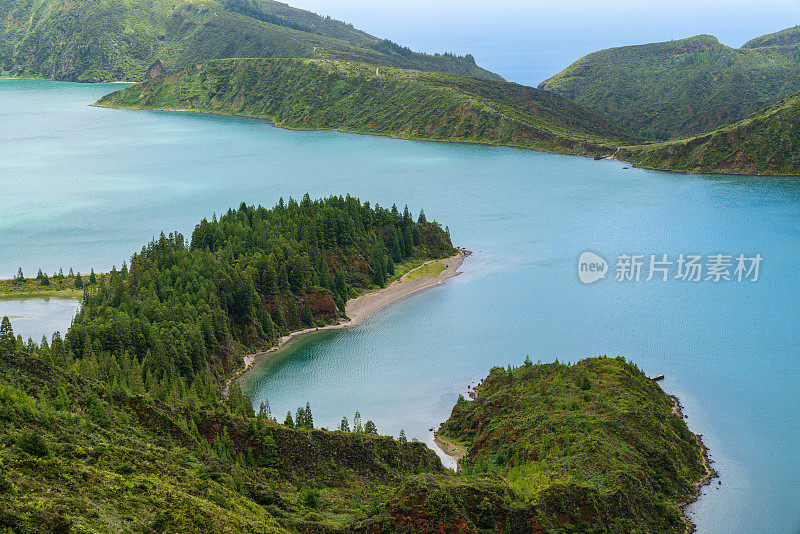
[431, 384, 717, 528]
[433, 432, 467, 467]
[93, 102, 800, 178]
[224, 250, 469, 393]
[92, 103, 623, 162]
[669, 394, 718, 534]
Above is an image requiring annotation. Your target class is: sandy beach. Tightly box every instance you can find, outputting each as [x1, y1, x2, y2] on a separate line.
[225, 251, 468, 391]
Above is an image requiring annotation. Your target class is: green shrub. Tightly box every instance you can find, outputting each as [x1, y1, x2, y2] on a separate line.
[17, 429, 48, 457]
[299, 488, 320, 509]
[0, 472, 12, 493]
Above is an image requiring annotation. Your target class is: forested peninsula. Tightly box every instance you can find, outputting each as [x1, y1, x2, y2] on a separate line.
[66, 195, 456, 395]
[95, 58, 639, 156]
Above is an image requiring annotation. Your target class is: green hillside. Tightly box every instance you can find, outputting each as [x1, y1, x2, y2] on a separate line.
[539, 29, 800, 138]
[438, 357, 711, 533]
[96, 58, 640, 155]
[0, 342, 452, 532]
[618, 91, 800, 175]
[742, 25, 800, 48]
[0, 0, 499, 82]
[0, 336, 710, 532]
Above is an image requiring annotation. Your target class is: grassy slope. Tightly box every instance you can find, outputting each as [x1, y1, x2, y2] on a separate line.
[0, 0, 499, 82]
[0, 274, 106, 300]
[96, 58, 640, 155]
[438, 357, 709, 533]
[0, 347, 709, 533]
[0, 348, 451, 533]
[405, 262, 445, 281]
[618, 91, 800, 175]
[539, 31, 800, 138]
[742, 25, 800, 48]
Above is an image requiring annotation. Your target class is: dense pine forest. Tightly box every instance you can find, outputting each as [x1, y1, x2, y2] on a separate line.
[58, 195, 454, 410]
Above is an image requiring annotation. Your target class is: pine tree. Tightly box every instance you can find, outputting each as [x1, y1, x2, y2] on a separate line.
[398, 430, 407, 445]
[89, 269, 97, 284]
[302, 298, 314, 327]
[13, 268, 24, 284]
[287, 299, 298, 330]
[304, 402, 313, 429]
[242, 391, 256, 418]
[258, 399, 272, 422]
[339, 417, 350, 432]
[74, 273, 83, 289]
[353, 411, 363, 433]
[364, 420, 377, 435]
[0, 317, 15, 355]
[284, 411, 294, 428]
[334, 270, 348, 302]
[417, 210, 427, 224]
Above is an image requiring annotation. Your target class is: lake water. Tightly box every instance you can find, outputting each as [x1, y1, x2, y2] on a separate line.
[0, 297, 80, 343]
[1, 79, 798, 533]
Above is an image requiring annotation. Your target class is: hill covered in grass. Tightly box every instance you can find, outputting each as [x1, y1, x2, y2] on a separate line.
[0, 0, 499, 82]
[742, 25, 800, 49]
[617, 91, 800, 175]
[0, 336, 711, 532]
[539, 28, 800, 138]
[0, 341, 453, 532]
[438, 357, 711, 533]
[96, 58, 640, 155]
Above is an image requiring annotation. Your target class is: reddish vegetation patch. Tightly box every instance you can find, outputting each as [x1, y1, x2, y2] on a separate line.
[308, 289, 338, 321]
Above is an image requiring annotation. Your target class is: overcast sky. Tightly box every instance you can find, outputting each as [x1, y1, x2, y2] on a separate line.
[287, 0, 800, 85]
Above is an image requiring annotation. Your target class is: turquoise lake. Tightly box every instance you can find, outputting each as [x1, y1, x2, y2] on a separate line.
[1, 79, 798, 533]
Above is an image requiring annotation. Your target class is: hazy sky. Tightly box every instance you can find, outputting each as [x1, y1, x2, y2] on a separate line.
[287, 0, 800, 85]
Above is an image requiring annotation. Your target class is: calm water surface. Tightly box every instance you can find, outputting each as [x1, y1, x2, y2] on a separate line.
[0, 297, 80, 343]
[1, 79, 798, 533]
